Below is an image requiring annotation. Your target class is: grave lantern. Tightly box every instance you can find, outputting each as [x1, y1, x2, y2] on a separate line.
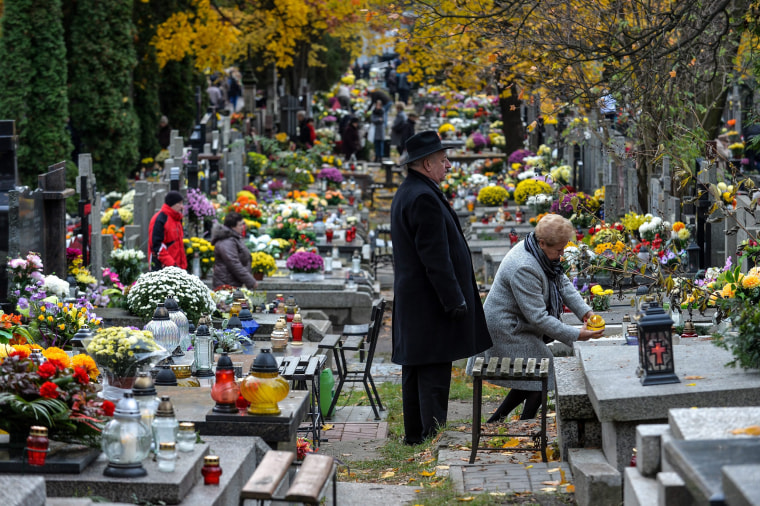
[102, 393, 152, 477]
[210, 352, 239, 413]
[240, 349, 290, 415]
[686, 239, 701, 274]
[637, 303, 680, 386]
[70, 324, 95, 354]
[145, 303, 180, 359]
[237, 305, 260, 337]
[164, 296, 189, 356]
[193, 316, 215, 377]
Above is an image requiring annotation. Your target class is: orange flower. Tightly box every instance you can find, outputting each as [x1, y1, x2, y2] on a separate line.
[727, 119, 737, 127]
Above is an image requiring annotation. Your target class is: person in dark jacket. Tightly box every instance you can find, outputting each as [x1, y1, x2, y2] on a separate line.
[391, 131, 493, 445]
[157, 115, 171, 150]
[211, 212, 257, 290]
[398, 112, 418, 156]
[148, 191, 188, 271]
[341, 116, 361, 160]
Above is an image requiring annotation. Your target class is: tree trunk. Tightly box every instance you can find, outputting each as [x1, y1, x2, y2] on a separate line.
[498, 83, 524, 156]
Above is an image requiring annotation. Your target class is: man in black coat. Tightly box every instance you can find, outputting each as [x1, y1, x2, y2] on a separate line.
[391, 131, 493, 445]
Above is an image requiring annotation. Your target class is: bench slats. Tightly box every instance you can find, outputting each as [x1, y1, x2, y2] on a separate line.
[486, 356, 499, 375]
[318, 334, 341, 349]
[513, 357, 524, 376]
[539, 358, 550, 377]
[284, 454, 335, 503]
[284, 357, 300, 378]
[240, 451, 295, 500]
[342, 335, 365, 351]
[342, 323, 369, 336]
[472, 356, 484, 376]
[499, 357, 511, 377]
[526, 358, 536, 377]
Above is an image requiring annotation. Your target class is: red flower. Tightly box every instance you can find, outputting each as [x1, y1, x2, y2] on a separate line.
[37, 361, 57, 379]
[9, 349, 29, 359]
[73, 366, 90, 385]
[47, 358, 68, 371]
[40, 381, 59, 399]
[102, 400, 115, 417]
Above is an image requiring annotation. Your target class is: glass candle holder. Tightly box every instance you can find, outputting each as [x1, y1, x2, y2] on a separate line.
[177, 422, 196, 452]
[201, 455, 222, 485]
[26, 426, 49, 466]
[157, 442, 177, 472]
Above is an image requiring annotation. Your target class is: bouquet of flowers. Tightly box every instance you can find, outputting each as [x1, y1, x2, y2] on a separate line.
[126, 267, 215, 324]
[185, 188, 217, 226]
[86, 327, 166, 378]
[225, 192, 265, 230]
[0, 348, 113, 446]
[25, 298, 102, 349]
[513, 179, 553, 205]
[476, 185, 508, 206]
[324, 190, 346, 205]
[317, 167, 343, 188]
[6, 252, 44, 308]
[585, 284, 614, 311]
[67, 248, 97, 289]
[638, 215, 668, 242]
[250, 251, 277, 276]
[247, 152, 269, 178]
[286, 251, 324, 273]
[213, 328, 252, 353]
[109, 248, 146, 286]
[184, 237, 215, 278]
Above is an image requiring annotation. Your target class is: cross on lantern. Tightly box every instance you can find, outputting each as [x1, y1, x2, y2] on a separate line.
[637, 302, 680, 386]
[650, 341, 668, 366]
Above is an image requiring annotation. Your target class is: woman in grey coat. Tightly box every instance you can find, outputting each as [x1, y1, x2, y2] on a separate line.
[468, 214, 603, 422]
[211, 212, 257, 290]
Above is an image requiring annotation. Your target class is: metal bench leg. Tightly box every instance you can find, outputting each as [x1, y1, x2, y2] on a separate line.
[540, 378, 548, 462]
[367, 374, 384, 411]
[469, 376, 482, 464]
[363, 379, 381, 420]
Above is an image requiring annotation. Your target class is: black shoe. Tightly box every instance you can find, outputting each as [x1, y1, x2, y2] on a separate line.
[403, 437, 422, 446]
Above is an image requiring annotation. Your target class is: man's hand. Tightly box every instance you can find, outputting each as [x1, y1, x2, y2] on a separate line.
[447, 302, 468, 320]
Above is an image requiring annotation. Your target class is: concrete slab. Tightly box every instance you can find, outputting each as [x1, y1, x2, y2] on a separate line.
[567, 448, 622, 506]
[722, 464, 760, 506]
[578, 345, 760, 423]
[668, 407, 760, 441]
[623, 467, 658, 506]
[0, 475, 46, 506]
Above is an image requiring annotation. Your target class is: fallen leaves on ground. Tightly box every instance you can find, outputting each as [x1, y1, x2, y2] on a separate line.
[684, 375, 705, 380]
[321, 423, 333, 431]
[731, 425, 760, 436]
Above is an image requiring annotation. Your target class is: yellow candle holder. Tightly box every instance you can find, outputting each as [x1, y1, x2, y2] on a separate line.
[587, 314, 606, 334]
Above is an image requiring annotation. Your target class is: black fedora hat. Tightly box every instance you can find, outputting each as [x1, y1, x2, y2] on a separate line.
[399, 130, 445, 165]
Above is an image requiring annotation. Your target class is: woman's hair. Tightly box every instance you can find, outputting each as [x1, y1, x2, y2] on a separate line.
[535, 213, 574, 247]
[224, 211, 243, 229]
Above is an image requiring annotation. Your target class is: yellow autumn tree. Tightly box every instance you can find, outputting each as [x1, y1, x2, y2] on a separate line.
[153, 0, 391, 93]
[391, 0, 757, 210]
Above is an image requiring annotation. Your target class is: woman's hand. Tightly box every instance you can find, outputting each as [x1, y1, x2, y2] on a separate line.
[582, 311, 595, 323]
[578, 327, 605, 341]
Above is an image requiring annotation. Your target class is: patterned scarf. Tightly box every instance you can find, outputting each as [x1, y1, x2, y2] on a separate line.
[524, 232, 564, 320]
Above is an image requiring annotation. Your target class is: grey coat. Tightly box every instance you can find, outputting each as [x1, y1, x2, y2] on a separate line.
[211, 224, 256, 290]
[466, 240, 591, 390]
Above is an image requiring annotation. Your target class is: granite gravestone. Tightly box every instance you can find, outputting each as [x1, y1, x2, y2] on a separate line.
[38, 162, 75, 278]
[0, 120, 18, 310]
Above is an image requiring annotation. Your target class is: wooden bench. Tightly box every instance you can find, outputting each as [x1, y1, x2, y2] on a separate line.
[277, 354, 327, 446]
[240, 450, 337, 505]
[470, 356, 551, 464]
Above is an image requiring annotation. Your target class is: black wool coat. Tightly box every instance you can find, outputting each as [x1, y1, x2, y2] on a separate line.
[390, 169, 493, 366]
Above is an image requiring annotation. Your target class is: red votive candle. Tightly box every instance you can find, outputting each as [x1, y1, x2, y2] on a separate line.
[202, 455, 223, 485]
[27, 426, 49, 466]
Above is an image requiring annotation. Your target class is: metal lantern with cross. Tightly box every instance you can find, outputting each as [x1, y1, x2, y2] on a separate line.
[637, 302, 680, 386]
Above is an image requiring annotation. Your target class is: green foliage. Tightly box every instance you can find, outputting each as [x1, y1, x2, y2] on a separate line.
[68, 0, 139, 189]
[713, 303, 760, 370]
[159, 57, 205, 138]
[0, 0, 73, 188]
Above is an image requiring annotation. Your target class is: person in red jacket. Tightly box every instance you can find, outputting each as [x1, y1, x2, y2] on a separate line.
[148, 191, 188, 271]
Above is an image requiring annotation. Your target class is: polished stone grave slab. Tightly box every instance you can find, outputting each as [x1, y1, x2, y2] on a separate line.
[158, 386, 308, 451]
[664, 438, 760, 505]
[669, 407, 760, 441]
[0, 441, 99, 474]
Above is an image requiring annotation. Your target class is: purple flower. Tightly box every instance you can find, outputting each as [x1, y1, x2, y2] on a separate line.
[724, 256, 733, 271]
[508, 149, 535, 165]
[17, 297, 29, 309]
[470, 132, 487, 148]
[318, 167, 343, 184]
[323, 115, 337, 122]
[286, 251, 324, 273]
[185, 188, 217, 221]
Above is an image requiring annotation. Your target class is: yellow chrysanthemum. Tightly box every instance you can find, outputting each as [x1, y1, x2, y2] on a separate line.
[720, 284, 736, 298]
[742, 275, 760, 289]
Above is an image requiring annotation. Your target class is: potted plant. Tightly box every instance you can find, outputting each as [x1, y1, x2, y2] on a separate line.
[250, 251, 277, 281]
[126, 266, 215, 325]
[286, 251, 325, 281]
